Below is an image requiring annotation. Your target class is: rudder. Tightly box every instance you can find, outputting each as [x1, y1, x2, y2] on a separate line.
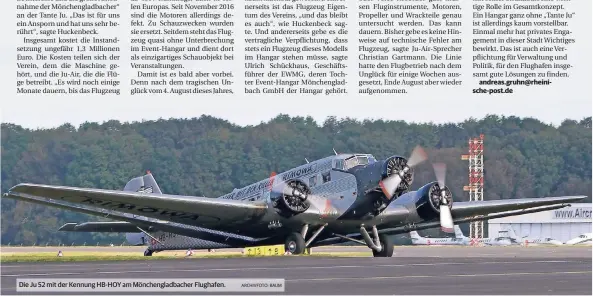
[123, 172, 162, 246]
[454, 225, 466, 239]
[123, 172, 162, 194]
[502, 224, 519, 239]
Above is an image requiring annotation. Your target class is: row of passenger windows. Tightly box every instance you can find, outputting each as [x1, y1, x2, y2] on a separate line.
[241, 171, 332, 201]
[309, 171, 332, 188]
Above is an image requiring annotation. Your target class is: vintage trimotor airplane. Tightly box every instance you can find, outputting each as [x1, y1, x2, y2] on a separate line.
[3, 146, 587, 257]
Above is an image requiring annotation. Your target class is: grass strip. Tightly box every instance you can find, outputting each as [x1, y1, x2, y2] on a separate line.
[1, 251, 370, 263]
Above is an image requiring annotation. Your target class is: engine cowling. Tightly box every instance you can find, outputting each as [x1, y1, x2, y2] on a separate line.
[415, 181, 453, 221]
[381, 155, 414, 194]
[271, 179, 311, 215]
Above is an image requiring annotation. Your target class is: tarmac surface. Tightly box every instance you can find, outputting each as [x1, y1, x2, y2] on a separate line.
[1, 246, 591, 295]
[2, 244, 592, 256]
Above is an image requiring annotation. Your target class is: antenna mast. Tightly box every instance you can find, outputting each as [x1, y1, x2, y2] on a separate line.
[462, 134, 485, 239]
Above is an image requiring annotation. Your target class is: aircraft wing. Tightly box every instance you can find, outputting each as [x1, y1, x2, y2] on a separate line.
[312, 195, 586, 246]
[3, 190, 265, 246]
[4, 183, 269, 230]
[450, 196, 586, 218]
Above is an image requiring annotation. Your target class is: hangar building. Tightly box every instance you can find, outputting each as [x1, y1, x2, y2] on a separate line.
[488, 203, 592, 242]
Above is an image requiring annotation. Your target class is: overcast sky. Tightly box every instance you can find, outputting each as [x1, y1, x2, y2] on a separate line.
[3, 1, 591, 129]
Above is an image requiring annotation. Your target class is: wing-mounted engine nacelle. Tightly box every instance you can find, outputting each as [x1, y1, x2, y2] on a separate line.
[381, 155, 414, 198]
[270, 179, 311, 216]
[414, 181, 453, 220]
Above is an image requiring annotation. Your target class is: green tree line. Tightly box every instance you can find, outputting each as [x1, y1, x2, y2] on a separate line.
[1, 115, 591, 245]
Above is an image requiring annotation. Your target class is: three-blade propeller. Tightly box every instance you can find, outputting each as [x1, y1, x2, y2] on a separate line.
[379, 145, 428, 199]
[377, 145, 454, 233]
[433, 163, 454, 233]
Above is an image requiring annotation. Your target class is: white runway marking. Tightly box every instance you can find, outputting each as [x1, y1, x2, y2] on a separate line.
[2, 260, 581, 277]
[286, 271, 593, 282]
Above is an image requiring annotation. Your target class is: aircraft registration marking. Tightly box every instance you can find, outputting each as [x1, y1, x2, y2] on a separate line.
[59, 196, 220, 222]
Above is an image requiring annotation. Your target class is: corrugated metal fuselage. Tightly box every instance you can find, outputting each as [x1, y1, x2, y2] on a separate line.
[144, 154, 422, 251]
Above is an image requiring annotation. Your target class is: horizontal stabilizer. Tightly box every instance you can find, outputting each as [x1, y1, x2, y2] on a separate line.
[58, 223, 77, 231]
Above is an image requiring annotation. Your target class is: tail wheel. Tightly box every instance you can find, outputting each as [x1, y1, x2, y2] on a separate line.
[285, 232, 306, 255]
[372, 234, 394, 257]
[144, 249, 153, 256]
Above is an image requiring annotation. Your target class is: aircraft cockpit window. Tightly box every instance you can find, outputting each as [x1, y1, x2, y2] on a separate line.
[545, 238, 552, 241]
[344, 157, 357, 170]
[342, 155, 374, 170]
[579, 235, 586, 238]
[357, 156, 369, 166]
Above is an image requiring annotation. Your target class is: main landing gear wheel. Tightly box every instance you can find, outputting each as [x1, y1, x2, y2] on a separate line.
[372, 234, 394, 257]
[285, 232, 306, 255]
[144, 249, 153, 256]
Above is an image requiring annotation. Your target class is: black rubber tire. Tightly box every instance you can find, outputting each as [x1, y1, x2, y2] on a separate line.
[144, 249, 153, 256]
[372, 234, 394, 257]
[285, 232, 306, 255]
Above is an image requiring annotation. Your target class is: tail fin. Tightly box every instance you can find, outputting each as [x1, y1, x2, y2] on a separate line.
[123, 172, 162, 194]
[502, 224, 519, 239]
[409, 231, 421, 239]
[123, 172, 162, 246]
[454, 225, 466, 239]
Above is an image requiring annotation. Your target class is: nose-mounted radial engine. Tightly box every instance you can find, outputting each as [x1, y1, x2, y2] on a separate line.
[363, 156, 414, 216]
[372, 146, 428, 214]
[381, 156, 415, 198]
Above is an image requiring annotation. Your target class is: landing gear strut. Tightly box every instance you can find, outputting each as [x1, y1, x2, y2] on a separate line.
[360, 225, 394, 257]
[144, 249, 153, 256]
[372, 234, 394, 257]
[285, 224, 327, 255]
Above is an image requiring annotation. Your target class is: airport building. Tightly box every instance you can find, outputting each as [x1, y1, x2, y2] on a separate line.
[488, 203, 592, 242]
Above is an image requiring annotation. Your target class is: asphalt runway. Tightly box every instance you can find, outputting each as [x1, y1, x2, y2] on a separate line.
[2, 246, 591, 295]
[3, 244, 592, 257]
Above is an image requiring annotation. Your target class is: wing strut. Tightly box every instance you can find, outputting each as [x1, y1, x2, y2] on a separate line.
[305, 223, 327, 247]
[136, 226, 165, 246]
